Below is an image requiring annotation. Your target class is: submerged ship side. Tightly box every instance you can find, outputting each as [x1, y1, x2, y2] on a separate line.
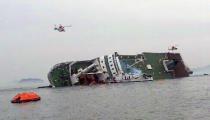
[48, 52, 190, 87]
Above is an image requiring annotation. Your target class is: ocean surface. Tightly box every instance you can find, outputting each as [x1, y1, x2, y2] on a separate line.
[0, 75, 210, 120]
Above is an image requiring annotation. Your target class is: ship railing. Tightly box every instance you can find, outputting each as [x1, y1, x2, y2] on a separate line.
[163, 60, 174, 72]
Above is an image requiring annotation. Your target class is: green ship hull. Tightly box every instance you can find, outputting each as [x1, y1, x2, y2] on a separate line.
[48, 52, 190, 87]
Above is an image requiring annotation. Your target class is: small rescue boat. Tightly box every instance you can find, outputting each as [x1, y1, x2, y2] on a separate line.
[11, 92, 40, 103]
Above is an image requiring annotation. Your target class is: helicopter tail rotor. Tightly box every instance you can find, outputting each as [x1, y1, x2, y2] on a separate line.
[63, 25, 72, 27]
[54, 24, 57, 30]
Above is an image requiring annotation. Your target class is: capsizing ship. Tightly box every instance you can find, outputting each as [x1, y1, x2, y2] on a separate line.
[48, 52, 191, 87]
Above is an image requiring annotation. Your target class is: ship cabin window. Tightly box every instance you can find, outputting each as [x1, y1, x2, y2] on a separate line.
[102, 66, 105, 69]
[109, 57, 111, 59]
[109, 61, 112, 63]
[113, 72, 116, 74]
[101, 61, 103, 63]
[112, 68, 114, 70]
[110, 64, 113, 66]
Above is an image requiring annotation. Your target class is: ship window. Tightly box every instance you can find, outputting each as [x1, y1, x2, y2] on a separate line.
[109, 61, 112, 63]
[101, 61, 103, 63]
[102, 66, 105, 69]
[112, 68, 114, 70]
[109, 57, 111, 59]
[113, 72, 116, 74]
[110, 64, 113, 66]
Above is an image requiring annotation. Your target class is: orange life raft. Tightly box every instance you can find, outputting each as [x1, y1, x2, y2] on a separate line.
[11, 92, 40, 103]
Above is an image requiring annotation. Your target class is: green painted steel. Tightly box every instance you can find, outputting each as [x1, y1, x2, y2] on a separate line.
[119, 53, 173, 80]
[48, 60, 94, 87]
[141, 53, 173, 80]
[48, 62, 71, 87]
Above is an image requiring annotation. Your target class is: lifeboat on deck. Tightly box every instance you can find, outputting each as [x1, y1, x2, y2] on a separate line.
[11, 92, 41, 103]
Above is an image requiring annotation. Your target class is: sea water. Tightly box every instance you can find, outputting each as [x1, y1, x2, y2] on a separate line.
[0, 76, 210, 120]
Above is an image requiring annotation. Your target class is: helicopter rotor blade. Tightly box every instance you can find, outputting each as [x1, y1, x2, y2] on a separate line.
[63, 25, 72, 27]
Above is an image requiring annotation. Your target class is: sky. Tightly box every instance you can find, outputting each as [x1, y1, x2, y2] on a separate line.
[0, 0, 210, 84]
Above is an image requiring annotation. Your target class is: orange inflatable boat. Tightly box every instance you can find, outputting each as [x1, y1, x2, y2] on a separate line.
[11, 92, 41, 103]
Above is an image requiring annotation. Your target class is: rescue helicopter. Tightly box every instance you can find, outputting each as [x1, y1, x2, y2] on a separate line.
[54, 24, 72, 32]
[168, 45, 178, 52]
